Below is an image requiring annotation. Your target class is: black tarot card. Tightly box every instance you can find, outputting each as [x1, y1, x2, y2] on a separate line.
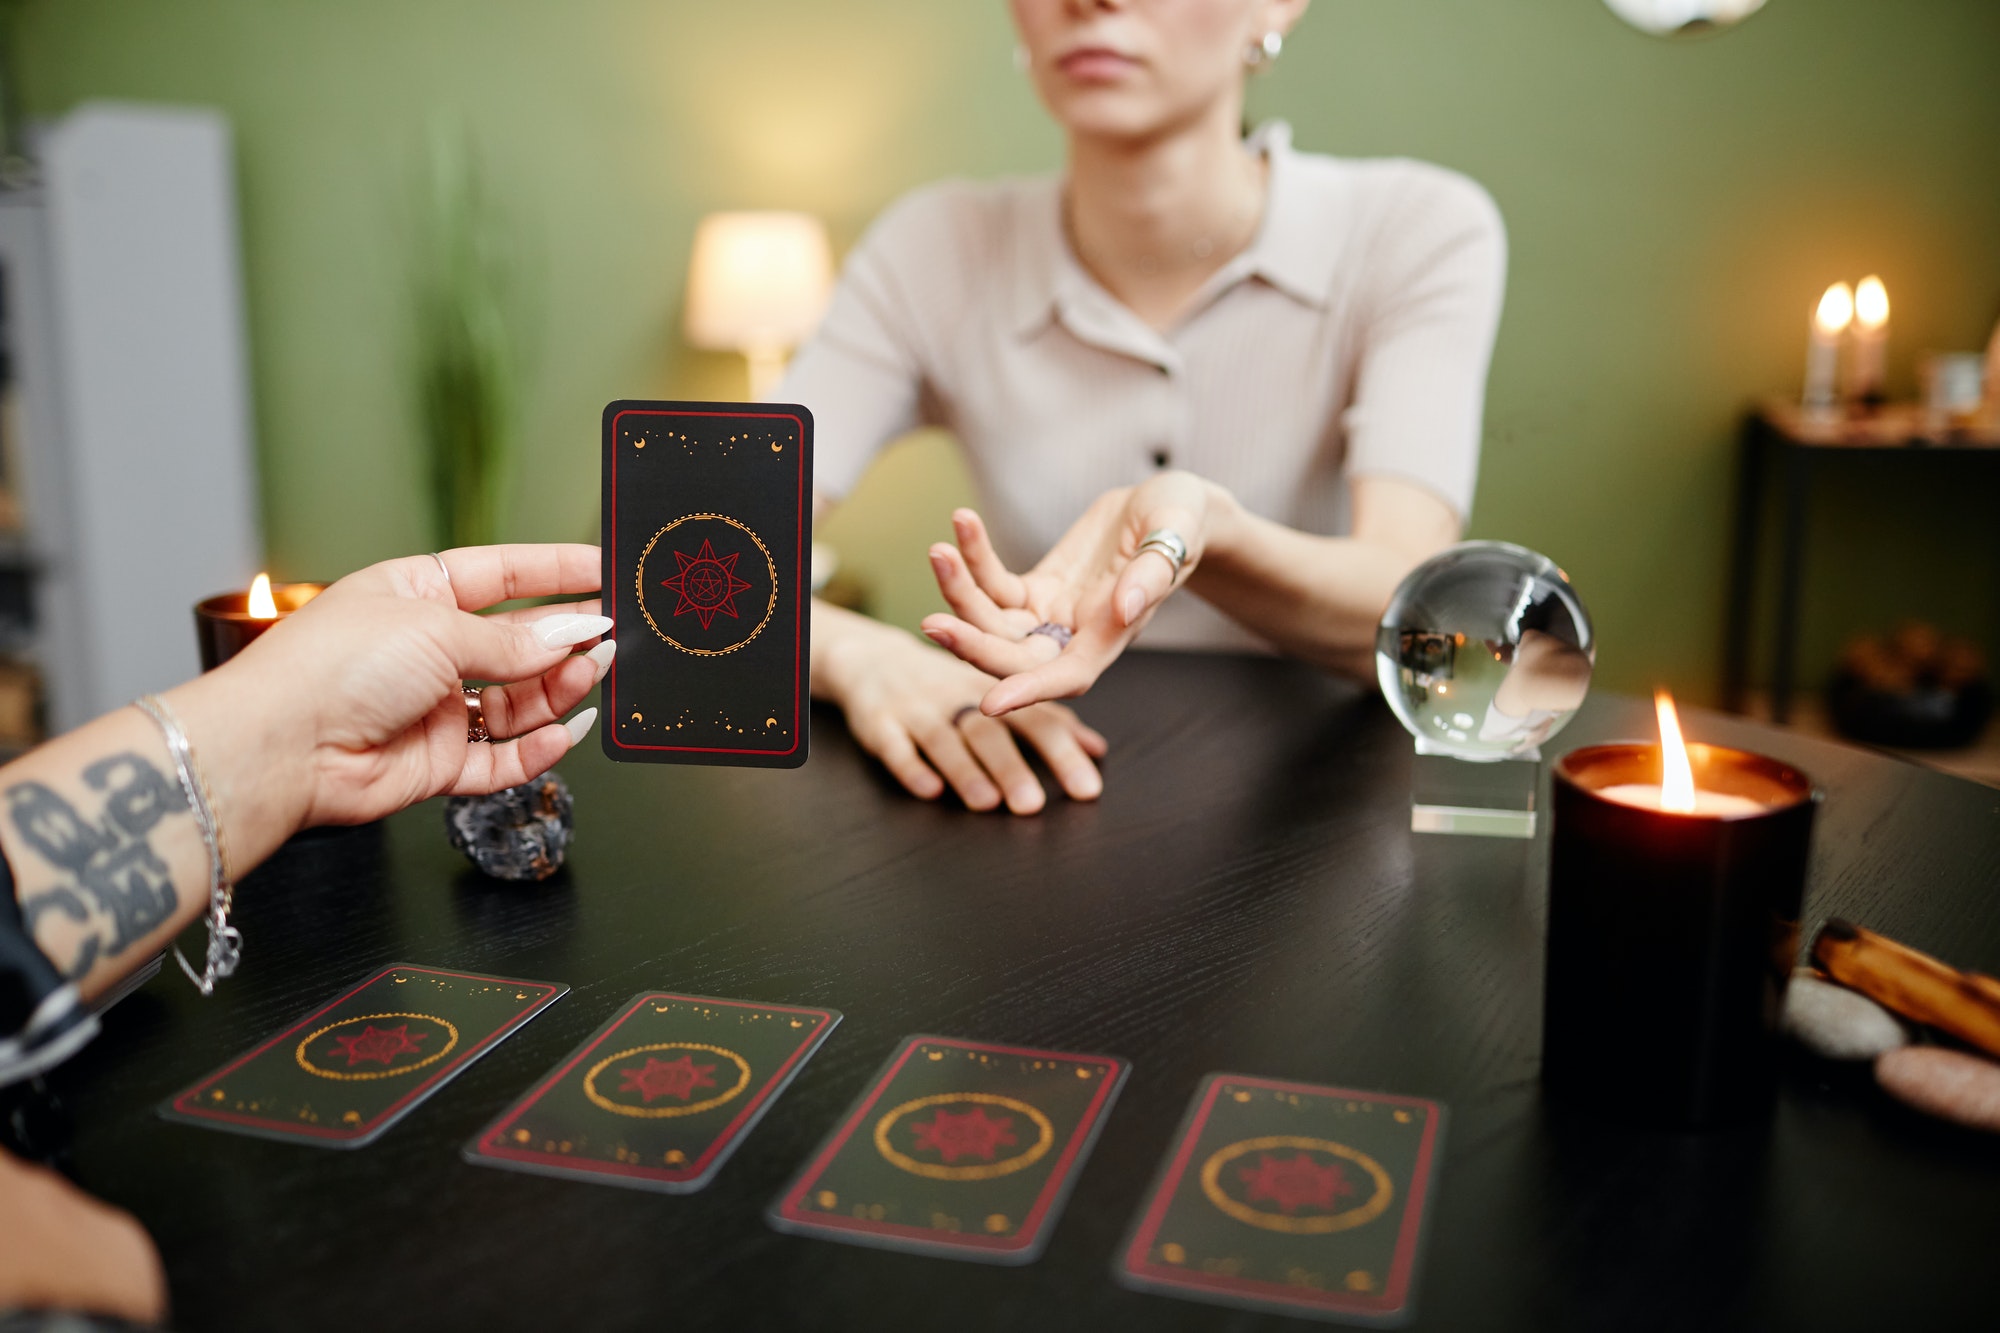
[464, 992, 840, 1193]
[768, 1035, 1129, 1264]
[601, 400, 812, 767]
[158, 964, 567, 1148]
[1116, 1074, 1446, 1326]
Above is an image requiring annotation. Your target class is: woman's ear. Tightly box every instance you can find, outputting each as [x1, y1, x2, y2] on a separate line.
[1263, 0, 1312, 41]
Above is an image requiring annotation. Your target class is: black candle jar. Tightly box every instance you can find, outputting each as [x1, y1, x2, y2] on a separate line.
[194, 582, 324, 670]
[1542, 742, 1818, 1130]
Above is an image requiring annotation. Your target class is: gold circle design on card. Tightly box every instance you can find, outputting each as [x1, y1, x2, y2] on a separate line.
[873, 1093, 1055, 1182]
[636, 514, 778, 656]
[294, 1012, 460, 1082]
[1199, 1135, 1395, 1234]
[582, 1042, 752, 1119]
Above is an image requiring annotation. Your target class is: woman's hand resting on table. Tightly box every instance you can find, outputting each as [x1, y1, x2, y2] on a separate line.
[919, 471, 1212, 718]
[815, 607, 1105, 815]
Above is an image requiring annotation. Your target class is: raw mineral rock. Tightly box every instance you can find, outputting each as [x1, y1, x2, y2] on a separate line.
[1875, 1046, 2000, 1133]
[1780, 968, 1910, 1060]
[445, 771, 573, 881]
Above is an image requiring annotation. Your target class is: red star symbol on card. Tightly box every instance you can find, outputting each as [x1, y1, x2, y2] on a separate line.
[1238, 1152, 1357, 1214]
[909, 1106, 1018, 1164]
[617, 1054, 718, 1104]
[327, 1023, 428, 1067]
[659, 539, 753, 630]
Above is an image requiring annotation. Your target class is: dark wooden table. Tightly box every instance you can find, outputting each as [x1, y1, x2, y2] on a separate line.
[44, 655, 2000, 1331]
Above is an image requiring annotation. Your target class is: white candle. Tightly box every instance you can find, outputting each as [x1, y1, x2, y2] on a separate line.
[1803, 282, 1853, 410]
[1597, 783, 1769, 817]
[1846, 275, 1889, 403]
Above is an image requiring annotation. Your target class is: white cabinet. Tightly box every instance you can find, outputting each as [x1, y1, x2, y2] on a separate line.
[0, 102, 261, 732]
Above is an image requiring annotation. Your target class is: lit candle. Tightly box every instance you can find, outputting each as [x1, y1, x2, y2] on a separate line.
[194, 572, 325, 669]
[1846, 274, 1890, 405]
[1542, 691, 1820, 1129]
[1595, 692, 1769, 817]
[1802, 281, 1853, 411]
[248, 572, 279, 619]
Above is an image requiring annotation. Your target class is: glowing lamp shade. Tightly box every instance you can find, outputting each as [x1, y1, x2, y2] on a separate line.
[683, 211, 833, 399]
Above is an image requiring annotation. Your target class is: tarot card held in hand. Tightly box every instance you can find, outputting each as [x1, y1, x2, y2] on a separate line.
[158, 964, 567, 1149]
[1116, 1074, 1446, 1327]
[768, 1035, 1129, 1264]
[601, 400, 812, 768]
[464, 992, 841, 1193]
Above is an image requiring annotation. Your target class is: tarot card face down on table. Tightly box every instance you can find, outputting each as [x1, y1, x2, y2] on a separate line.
[464, 992, 840, 1193]
[768, 1035, 1129, 1264]
[1116, 1074, 1446, 1326]
[601, 400, 812, 768]
[158, 964, 567, 1148]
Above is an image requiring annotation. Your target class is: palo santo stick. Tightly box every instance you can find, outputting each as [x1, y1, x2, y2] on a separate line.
[1811, 918, 2000, 1061]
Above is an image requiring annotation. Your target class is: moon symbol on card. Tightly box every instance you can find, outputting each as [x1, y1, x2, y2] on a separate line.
[771, 442, 783, 452]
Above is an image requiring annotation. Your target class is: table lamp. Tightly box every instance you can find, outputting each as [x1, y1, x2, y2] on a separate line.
[683, 211, 833, 400]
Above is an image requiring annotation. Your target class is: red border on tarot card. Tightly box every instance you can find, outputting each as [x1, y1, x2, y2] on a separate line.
[1121, 1075, 1441, 1317]
[473, 992, 836, 1184]
[775, 1035, 1125, 1253]
[168, 965, 563, 1142]
[606, 408, 806, 756]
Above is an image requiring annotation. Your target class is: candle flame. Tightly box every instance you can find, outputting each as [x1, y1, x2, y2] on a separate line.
[1854, 275, 1889, 330]
[1814, 282, 1854, 335]
[1655, 690, 1696, 814]
[248, 573, 278, 620]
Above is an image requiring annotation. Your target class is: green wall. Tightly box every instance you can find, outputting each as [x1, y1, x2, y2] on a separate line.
[21, 0, 2000, 699]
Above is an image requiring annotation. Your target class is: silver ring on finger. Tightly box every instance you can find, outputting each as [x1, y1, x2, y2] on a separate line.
[1026, 623, 1073, 649]
[950, 703, 982, 728]
[431, 551, 453, 586]
[1135, 528, 1189, 581]
[463, 686, 490, 743]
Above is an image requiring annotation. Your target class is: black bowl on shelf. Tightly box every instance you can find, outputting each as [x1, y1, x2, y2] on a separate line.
[1827, 671, 1993, 749]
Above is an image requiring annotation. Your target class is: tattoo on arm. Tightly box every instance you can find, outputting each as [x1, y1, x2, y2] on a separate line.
[8, 753, 185, 980]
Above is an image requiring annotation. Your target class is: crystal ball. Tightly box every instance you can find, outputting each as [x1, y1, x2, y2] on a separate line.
[1375, 541, 1595, 761]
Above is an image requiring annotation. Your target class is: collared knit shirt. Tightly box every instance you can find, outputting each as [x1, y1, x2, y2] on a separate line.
[782, 122, 1507, 651]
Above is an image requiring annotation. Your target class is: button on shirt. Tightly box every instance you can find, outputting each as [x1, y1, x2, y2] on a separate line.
[781, 122, 1507, 651]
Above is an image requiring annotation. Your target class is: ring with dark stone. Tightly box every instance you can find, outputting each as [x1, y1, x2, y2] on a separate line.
[445, 771, 573, 881]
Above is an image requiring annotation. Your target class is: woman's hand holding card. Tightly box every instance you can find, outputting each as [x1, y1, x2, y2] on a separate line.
[921, 472, 1214, 716]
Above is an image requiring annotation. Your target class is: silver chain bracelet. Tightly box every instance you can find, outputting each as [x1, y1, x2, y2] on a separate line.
[135, 694, 240, 995]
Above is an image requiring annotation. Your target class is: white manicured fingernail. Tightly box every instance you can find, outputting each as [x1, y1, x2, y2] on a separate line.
[584, 639, 616, 681]
[531, 613, 614, 650]
[562, 706, 598, 747]
[1120, 588, 1146, 624]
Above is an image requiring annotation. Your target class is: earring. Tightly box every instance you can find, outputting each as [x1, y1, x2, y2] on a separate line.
[1243, 31, 1283, 68]
[1013, 43, 1030, 73]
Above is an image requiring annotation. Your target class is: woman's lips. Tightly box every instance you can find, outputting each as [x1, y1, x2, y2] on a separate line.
[1055, 47, 1139, 81]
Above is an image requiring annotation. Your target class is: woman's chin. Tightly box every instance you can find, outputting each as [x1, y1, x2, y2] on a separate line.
[1049, 94, 1178, 144]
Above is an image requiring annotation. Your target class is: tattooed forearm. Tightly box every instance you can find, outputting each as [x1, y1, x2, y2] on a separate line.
[7, 753, 185, 979]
